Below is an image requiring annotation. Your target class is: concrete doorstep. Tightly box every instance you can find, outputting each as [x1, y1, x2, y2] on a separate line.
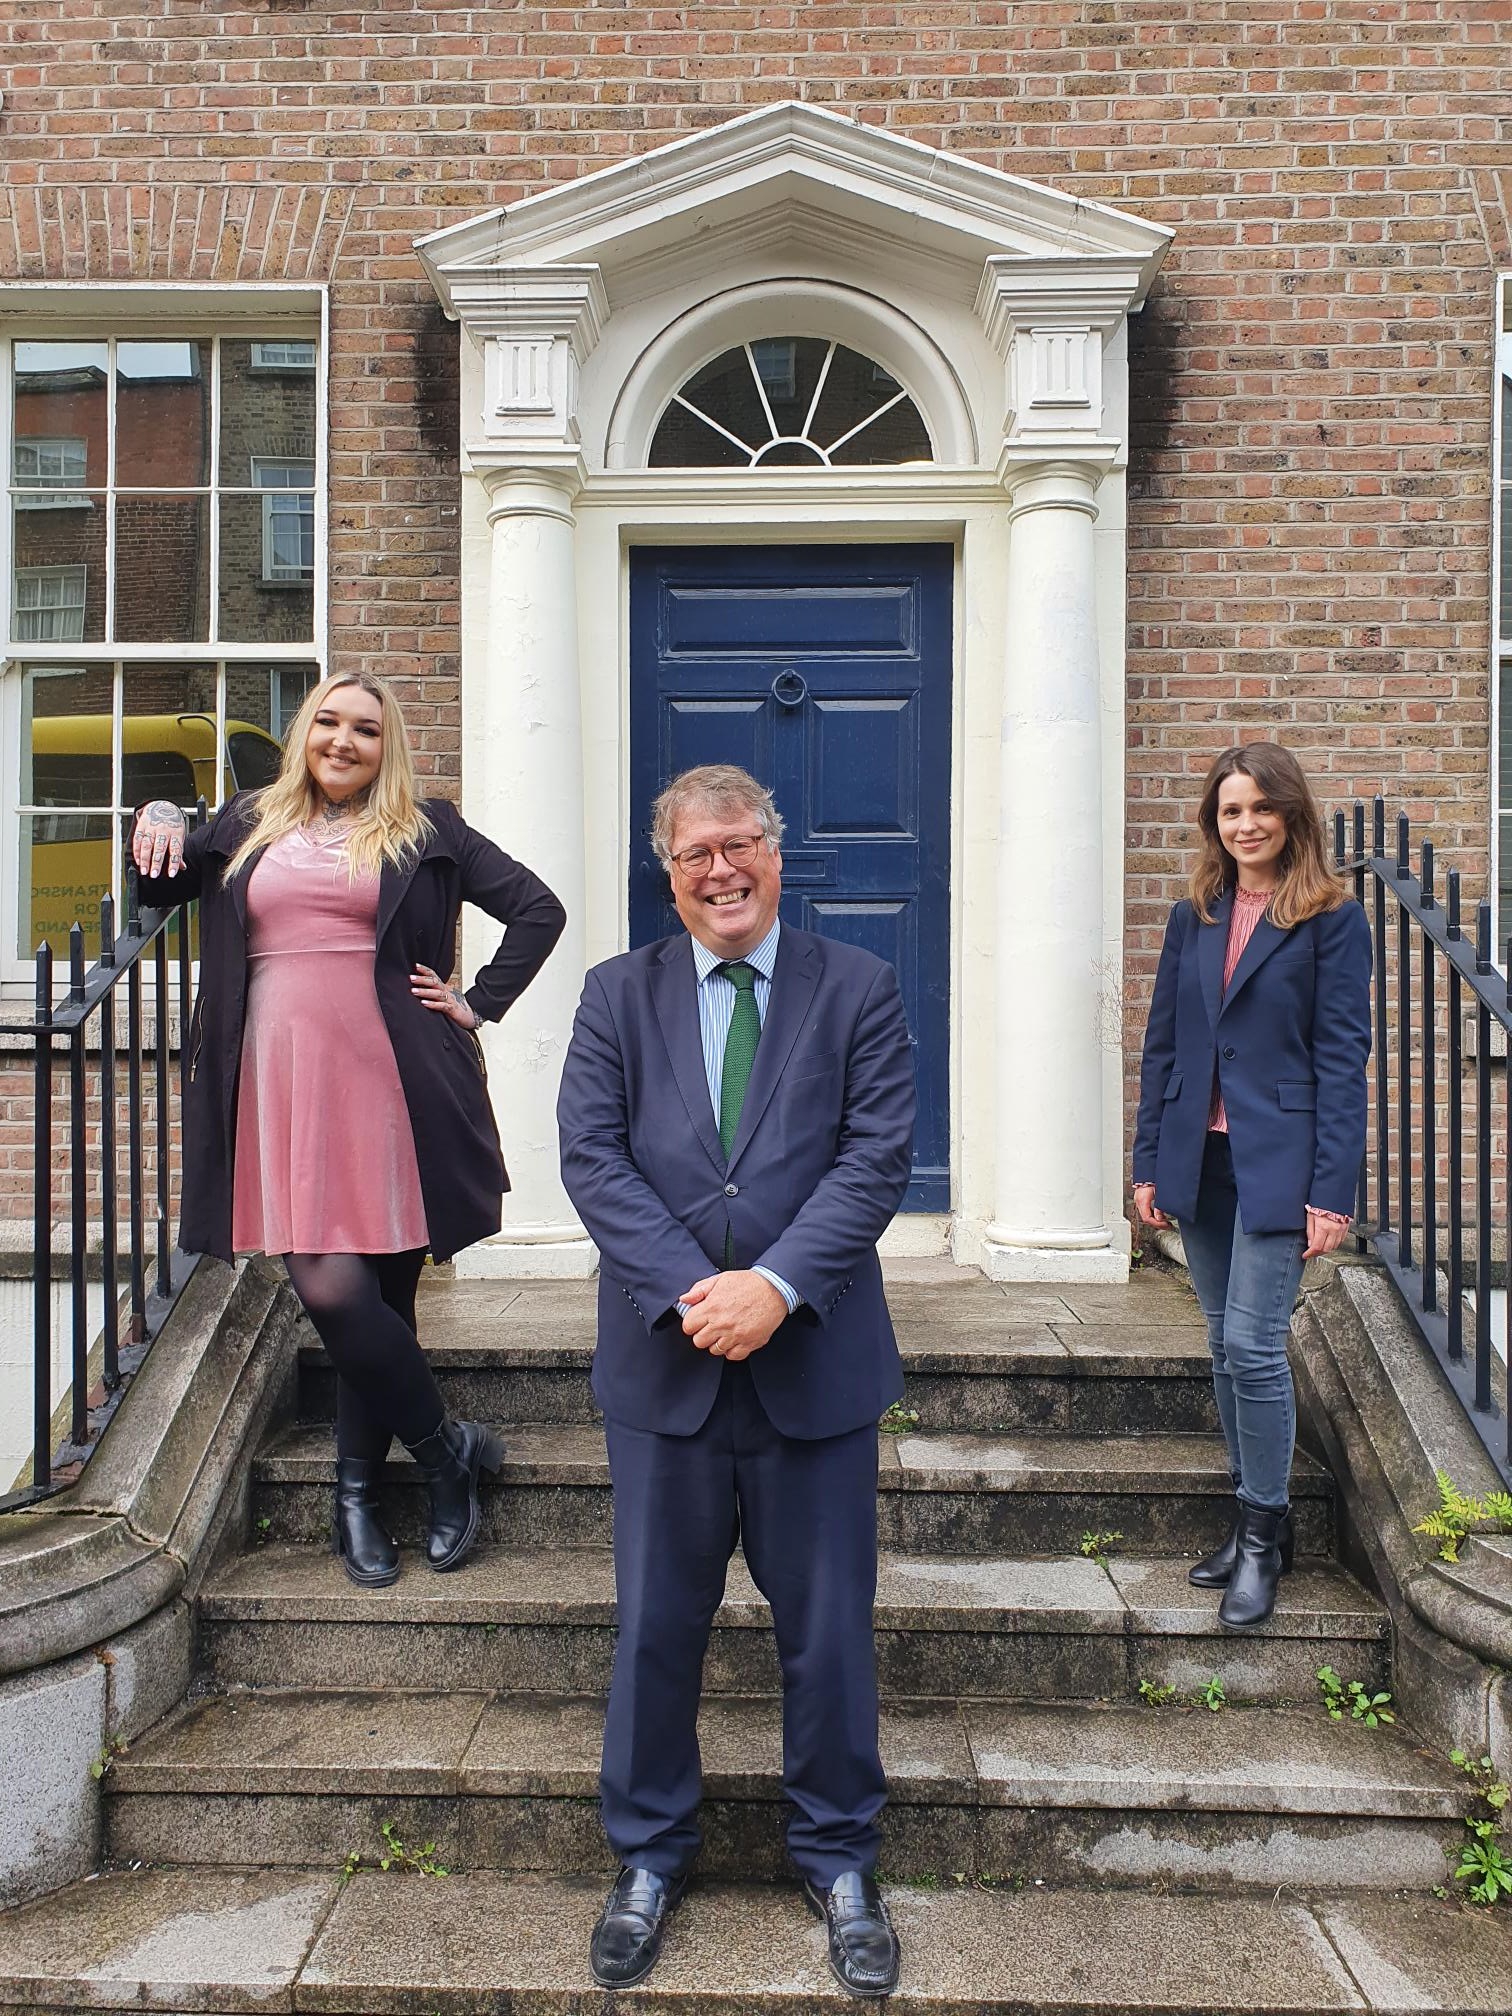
[0, 1865, 1510, 2014]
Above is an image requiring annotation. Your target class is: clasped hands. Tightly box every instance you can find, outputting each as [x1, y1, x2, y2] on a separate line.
[680, 1269, 787, 1361]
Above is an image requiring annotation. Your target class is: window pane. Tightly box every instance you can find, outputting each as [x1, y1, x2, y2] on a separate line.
[12, 341, 108, 492]
[811, 346, 932, 464]
[123, 664, 218, 811]
[751, 337, 830, 438]
[114, 494, 210, 643]
[114, 339, 210, 488]
[219, 337, 317, 488]
[21, 811, 114, 960]
[21, 666, 116, 809]
[11, 499, 106, 642]
[218, 493, 315, 642]
[222, 661, 319, 795]
[648, 400, 751, 467]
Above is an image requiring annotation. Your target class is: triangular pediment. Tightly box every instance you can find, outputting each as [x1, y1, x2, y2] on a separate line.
[417, 100, 1170, 309]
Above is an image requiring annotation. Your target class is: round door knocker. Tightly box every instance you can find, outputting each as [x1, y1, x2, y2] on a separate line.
[771, 668, 808, 708]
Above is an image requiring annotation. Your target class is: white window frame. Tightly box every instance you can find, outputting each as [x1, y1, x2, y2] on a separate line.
[1494, 273, 1511, 947]
[13, 564, 87, 643]
[0, 283, 329, 990]
[251, 455, 316, 583]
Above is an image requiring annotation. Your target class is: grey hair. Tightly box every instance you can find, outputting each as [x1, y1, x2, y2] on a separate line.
[650, 764, 785, 867]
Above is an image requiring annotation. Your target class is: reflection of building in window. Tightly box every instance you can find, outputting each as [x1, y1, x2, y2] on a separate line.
[751, 339, 797, 405]
[251, 457, 316, 582]
[14, 566, 87, 643]
[250, 341, 317, 372]
[12, 437, 89, 504]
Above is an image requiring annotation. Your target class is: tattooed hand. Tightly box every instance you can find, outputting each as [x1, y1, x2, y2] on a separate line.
[131, 800, 188, 880]
[410, 963, 480, 1030]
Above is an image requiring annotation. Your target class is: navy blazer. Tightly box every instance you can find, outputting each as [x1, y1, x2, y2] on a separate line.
[557, 925, 916, 1441]
[134, 794, 565, 1263]
[1132, 892, 1373, 1234]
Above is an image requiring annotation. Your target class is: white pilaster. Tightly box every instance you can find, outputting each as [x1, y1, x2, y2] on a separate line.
[446, 268, 608, 1278]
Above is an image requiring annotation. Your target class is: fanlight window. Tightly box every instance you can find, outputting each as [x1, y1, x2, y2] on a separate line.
[649, 337, 933, 468]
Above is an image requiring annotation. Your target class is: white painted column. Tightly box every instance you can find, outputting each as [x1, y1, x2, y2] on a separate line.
[981, 457, 1122, 1280]
[452, 459, 594, 1277]
[435, 264, 608, 1278]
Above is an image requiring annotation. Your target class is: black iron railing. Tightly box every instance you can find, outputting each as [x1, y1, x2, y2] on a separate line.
[0, 825, 203, 1511]
[1338, 800, 1511, 1483]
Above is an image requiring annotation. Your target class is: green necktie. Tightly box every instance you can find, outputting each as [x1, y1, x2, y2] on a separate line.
[718, 961, 762, 1156]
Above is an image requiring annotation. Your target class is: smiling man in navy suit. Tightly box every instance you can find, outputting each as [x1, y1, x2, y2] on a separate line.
[558, 763, 916, 1998]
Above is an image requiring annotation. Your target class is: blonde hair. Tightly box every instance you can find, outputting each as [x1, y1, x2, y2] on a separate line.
[224, 673, 433, 882]
[1188, 741, 1345, 928]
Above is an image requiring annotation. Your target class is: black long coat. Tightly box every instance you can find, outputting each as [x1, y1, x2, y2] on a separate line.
[135, 794, 566, 1264]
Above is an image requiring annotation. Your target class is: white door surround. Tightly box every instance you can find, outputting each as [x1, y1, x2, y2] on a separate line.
[416, 100, 1171, 1282]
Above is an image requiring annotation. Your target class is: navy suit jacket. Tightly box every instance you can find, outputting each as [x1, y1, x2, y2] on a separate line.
[557, 925, 917, 1440]
[1132, 892, 1373, 1234]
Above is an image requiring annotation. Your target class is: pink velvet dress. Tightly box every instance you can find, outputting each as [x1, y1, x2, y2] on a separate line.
[231, 825, 429, 1257]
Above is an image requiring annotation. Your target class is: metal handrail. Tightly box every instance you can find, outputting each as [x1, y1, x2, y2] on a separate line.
[0, 806, 205, 1511]
[1338, 799, 1511, 1483]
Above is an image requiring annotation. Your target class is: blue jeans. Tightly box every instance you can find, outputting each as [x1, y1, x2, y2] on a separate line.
[1177, 1132, 1305, 1514]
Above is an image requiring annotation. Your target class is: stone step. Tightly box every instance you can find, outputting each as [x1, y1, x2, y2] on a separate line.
[4, 1864, 1510, 2014]
[199, 1544, 1388, 1704]
[105, 1688, 1463, 1891]
[253, 1422, 1331, 1556]
[296, 1272, 1220, 1436]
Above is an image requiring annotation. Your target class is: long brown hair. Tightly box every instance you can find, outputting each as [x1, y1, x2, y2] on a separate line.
[1188, 742, 1345, 927]
[224, 673, 432, 882]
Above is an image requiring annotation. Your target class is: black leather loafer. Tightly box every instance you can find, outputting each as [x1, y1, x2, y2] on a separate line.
[589, 1865, 689, 1989]
[804, 1872, 900, 1999]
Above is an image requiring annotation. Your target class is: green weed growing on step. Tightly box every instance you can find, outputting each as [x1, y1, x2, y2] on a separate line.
[253, 1516, 271, 1547]
[1138, 1679, 1177, 1707]
[88, 1734, 128, 1782]
[878, 1402, 920, 1435]
[1316, 1665, 1395, 1728]
[338, 1850, 361, 1889]
[1197, 1675, 1227, 1712]
[1448, 1751, 1511, 1907]
[1411, 1471, 1512, 1563]
[1078, 1529, 1123, 1573]
[377, 1820, 448, 1878]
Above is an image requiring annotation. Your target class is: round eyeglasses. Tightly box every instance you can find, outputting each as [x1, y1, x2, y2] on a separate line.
[668, 834, 765, 876]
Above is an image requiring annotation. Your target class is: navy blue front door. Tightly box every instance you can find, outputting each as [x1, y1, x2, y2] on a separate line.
[629, 544, 952, 1211]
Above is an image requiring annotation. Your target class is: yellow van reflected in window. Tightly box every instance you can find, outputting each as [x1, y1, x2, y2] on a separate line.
[23, 713, 281, 957]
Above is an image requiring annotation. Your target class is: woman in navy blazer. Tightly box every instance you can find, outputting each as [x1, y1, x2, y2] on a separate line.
[1133, 743, 1371, 1627]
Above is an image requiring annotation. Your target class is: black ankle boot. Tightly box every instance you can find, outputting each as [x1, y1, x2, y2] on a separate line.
[1191, 1500, 1294, 1588]
[332, 1456, 400, 1588]
[1218, 1502, 1288, 1628]
[402, 1418, 504, 1572]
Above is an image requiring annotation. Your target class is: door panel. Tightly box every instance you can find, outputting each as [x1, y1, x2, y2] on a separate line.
[630, 544, 951, 1211]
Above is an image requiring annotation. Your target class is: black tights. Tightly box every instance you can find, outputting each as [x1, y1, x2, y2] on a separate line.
[283, 1249, 444, 1462]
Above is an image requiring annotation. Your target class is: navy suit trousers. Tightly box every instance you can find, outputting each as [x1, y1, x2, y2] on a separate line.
[600, 1361, 885, 1884]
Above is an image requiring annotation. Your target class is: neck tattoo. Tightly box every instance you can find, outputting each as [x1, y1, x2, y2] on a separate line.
[317, 793, 358, 825]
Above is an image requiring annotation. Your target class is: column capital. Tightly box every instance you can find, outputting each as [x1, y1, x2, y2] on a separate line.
[975, 254, 1144, 453]
[995, 446, 1117, 518]
[446, 264, 609, 450]
[474, 446, 588, 525]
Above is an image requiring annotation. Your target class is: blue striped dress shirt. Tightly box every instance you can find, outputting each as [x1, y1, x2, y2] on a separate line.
[689, 919, 801, 1314]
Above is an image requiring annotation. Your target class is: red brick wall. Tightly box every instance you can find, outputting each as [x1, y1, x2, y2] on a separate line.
[2, 2, 1509, 1225]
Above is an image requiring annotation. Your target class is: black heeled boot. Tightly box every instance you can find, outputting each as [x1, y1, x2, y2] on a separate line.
[332, 1456, 400, 1589]
[402, 1418, 504, 1572]
[1218, 1502, 1288, 1628]
[1190, 1497, 1294, 1588]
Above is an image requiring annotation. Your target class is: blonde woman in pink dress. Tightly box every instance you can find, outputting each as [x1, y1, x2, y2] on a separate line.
[131, 674, 565, 1586]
